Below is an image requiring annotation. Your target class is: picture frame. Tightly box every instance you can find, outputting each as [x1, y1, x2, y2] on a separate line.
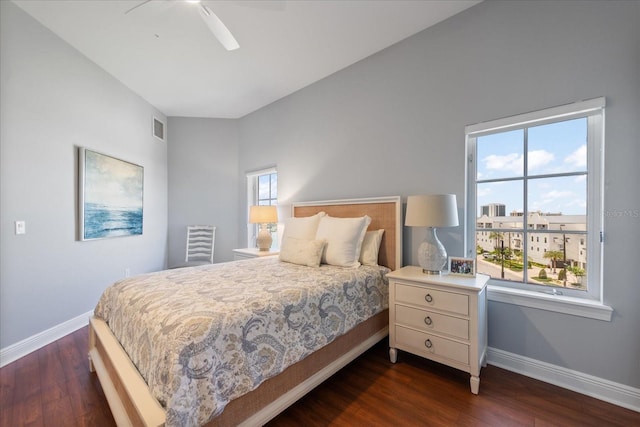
[78, 147, 144, 240]
[449, 256, 476, 277]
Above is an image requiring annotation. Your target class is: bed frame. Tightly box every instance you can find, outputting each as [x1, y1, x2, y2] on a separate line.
[88, 196, 402, 426]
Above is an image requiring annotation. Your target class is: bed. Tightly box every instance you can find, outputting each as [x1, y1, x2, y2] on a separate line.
[88, 196, 402, 426]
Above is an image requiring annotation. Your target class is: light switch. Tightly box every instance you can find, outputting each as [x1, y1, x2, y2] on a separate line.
[15, 221, 26, 235]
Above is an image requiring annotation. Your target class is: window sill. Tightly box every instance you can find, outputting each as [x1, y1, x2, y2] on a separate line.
[487, 284, 613, 321]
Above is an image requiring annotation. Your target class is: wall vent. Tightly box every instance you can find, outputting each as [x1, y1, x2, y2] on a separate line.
[153, 116, 165, 141]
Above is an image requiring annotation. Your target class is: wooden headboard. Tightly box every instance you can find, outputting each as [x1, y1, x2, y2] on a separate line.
[292, 196, 402, 271]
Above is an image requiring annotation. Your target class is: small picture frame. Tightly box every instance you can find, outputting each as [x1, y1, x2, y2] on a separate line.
[449, 257, 476, 277]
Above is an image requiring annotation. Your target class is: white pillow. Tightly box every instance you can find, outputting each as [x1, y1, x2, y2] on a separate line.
[281, 211, 326, 240]
[279, 237, 326, 267]
[315, 215, 371, 268]
[359, 229, 385, 266]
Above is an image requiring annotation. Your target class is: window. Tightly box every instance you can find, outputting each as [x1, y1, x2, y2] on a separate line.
[465, 98, 610, 319]
[256, 171, 277, 207]
[246, 167, 278, 248]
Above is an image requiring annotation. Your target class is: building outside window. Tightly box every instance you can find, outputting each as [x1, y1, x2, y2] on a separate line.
[465, 98, 604, 302]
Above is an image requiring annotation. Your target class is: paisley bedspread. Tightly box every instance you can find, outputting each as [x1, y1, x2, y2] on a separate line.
[94, 257, 390, 426]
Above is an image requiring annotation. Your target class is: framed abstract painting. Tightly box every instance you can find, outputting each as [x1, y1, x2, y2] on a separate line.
[78, 147, 144, 240]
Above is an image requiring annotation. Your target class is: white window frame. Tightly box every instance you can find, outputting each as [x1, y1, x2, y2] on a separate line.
[246, 167, 277, 248]
[465, 98, 612, 321]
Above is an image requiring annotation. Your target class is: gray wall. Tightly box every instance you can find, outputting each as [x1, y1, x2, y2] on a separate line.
[167, 118, 240, 266]
[0, 2, 168, 348]
[237, 0, 640, 389]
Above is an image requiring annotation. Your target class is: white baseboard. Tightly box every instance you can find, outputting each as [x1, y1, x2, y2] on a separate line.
[488, 346, 640, 413]
[0, 310, 93, 368]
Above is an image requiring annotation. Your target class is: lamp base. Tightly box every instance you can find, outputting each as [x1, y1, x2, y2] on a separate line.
[256, 225, 273, 251]
[417, 227, 447, 274]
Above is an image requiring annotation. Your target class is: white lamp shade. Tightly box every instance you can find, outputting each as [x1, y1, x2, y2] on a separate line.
[249, 205, 278, 224]
[405, 194, 458, 274]
[405, 194, 459, 228]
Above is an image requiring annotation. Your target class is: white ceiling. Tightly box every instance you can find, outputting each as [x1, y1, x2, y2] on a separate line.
[13, 0, 480, 118]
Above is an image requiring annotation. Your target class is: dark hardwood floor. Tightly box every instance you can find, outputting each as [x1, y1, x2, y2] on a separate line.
[1, 326, 638, 426]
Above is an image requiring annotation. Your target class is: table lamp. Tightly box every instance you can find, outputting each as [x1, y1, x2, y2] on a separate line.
[405, 194, 459, 274]
[249, 205, 278, 251]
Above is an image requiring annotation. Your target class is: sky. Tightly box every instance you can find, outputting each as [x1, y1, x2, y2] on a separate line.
[258, 172, 278, 205]
[476, 117, 587, 217]
[84, 149, 144, 208]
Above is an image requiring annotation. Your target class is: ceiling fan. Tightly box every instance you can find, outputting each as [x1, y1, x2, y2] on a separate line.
[125, 0, 240, 51]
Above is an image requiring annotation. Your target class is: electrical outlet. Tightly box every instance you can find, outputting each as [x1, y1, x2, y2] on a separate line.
[15, 221, 26, 235]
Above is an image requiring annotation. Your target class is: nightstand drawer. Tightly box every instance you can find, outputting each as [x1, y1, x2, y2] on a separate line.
[394, 283, 469, 316]
[396, 325, 469, 365]
[395, 305, 469, 340]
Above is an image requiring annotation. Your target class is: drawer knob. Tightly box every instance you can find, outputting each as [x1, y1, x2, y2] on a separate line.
[424, 316, 433, 326]
[425, 293, 433, 303]
[424, 339, 433, 349]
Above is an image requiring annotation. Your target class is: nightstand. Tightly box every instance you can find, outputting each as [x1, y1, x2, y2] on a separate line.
[386, 266, 489, 394]
[233, 248, 279, 261]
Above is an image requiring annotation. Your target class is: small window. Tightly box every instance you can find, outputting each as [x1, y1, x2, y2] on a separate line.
[246, 167, 278, 248]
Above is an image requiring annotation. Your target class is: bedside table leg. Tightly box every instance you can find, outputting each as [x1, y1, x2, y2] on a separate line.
[389, 347, 397, 363]
[470, 375, 480, 394]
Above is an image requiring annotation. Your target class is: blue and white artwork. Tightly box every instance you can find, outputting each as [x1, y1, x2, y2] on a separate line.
[80, 148, 143, 240]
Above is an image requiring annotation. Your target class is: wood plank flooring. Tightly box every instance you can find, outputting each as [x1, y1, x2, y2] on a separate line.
[1, 326, 638, 426]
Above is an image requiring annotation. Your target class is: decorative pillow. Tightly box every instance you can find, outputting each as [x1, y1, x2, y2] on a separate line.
[281, 212, 326, 240]
[315, 215, 371, 268]
[359, 229, 385, 266]
[279, 237, 326, 267]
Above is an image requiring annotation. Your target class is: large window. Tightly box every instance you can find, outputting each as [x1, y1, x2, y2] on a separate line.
[246, 167, 278, 248]
[465, 98, 605, 304]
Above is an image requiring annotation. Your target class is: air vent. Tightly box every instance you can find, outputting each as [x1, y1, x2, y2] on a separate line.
[153, 117, 165, 141]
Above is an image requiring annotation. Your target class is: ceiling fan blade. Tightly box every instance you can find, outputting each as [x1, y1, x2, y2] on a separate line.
[125, 0, 176, 16]
[197, 4, 240, 51]
[124, 0, 154, 15]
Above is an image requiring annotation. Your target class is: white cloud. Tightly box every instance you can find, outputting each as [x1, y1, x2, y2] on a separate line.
[483, 153, 522, 175]
[482, 149, 555, 175]
[528, 150, 555, 172]
[532, 189, 577, 212]
[564, 145, 587, 168]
